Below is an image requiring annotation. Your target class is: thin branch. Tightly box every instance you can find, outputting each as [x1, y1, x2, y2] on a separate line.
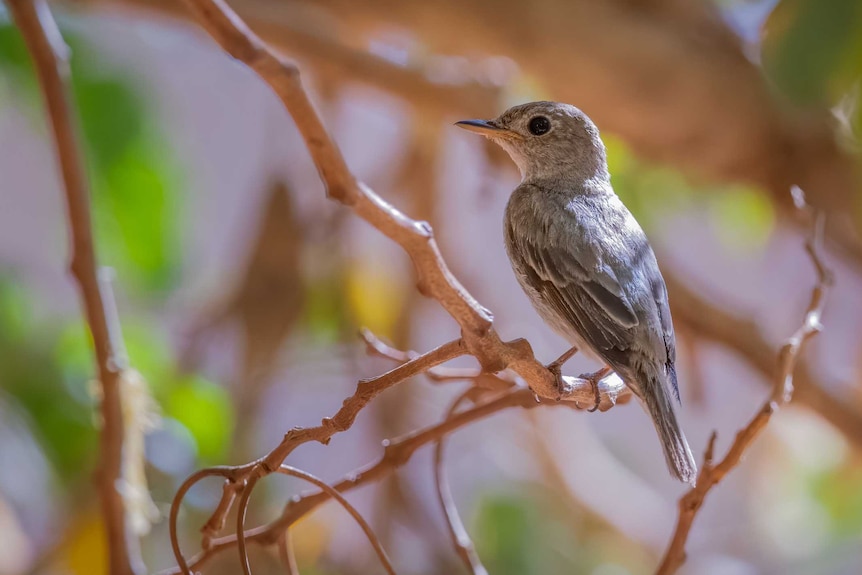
[665, 271, 862, 449]
[169, 466, 240, 575]
[236, 473, 260, 575]
[361, 328, 514, 387]
[159, 388, 563, 574]
[276, 466, 397, 575]
[278, 531, 300, 575]
[434, 391, 489, 575]
[655, 210, 831, 575]
[169, 337, 466, 568]
[6, 1, 141, 573]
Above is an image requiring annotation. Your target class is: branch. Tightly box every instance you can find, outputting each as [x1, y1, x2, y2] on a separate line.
[664, 265, 862, 449]
[73, 0, 503, 118]
[276, 466, 396, 575]
[160, 388, 563, 574]
[6, 1, 141, 573]
[277, 531, 299, 575]
[655, 211, 831, 575]
[180, 0, 629, 404]
[434, 391, 489, 575]
[168, 337, 466, 572]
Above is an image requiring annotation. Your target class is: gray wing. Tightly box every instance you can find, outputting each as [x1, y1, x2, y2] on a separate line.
[506, 201, 677, 395]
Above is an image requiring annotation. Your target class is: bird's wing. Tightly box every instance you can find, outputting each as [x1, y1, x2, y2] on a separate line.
[512, 220, 639, 355]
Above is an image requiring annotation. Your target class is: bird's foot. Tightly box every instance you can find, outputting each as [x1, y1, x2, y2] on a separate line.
[545, 346, 579, 400]
[578, 366, 612, 412]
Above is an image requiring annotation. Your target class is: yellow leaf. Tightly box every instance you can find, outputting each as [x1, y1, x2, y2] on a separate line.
[62, 512, 107, 575]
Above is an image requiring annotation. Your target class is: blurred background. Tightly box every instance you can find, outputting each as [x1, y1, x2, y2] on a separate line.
[0, 0, 861, 573]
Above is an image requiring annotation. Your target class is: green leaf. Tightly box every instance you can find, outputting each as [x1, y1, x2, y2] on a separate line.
[709, 186, 775, 251]
[0, 21, 183, 293]
[811, 463, 862, 537]
[91, 138, 182, 291]
[165, 376, 234, 462]
[762, 0, 862, 105]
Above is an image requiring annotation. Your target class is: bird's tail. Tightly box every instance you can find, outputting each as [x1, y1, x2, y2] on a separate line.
[638, 369, 697, 486]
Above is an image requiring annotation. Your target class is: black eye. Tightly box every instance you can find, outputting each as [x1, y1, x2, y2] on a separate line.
[528, 116, 551, 136]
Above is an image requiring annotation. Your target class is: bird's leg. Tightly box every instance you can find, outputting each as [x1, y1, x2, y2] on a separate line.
[545, 346, 579, 398]
[579, 366, 612, 412]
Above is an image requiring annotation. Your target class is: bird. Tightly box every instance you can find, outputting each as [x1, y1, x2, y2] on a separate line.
[456, 101, 697, 485]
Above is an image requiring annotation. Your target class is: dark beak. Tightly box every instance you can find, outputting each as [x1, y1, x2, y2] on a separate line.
[455, 119, 509, 136]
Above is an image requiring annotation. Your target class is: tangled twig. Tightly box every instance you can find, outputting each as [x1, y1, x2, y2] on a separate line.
[160, 387, 582, 574]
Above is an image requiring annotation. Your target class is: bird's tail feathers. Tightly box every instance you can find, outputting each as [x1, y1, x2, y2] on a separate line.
[639, 369, 697, 486]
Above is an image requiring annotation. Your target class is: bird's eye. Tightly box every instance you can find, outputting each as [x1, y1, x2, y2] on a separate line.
[528, 116, 551, 136]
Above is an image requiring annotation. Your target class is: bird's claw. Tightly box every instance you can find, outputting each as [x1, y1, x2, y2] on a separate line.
[578, 367, 611, 412]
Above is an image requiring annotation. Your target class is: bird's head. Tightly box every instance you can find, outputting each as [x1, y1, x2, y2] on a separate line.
[456, 101, 609, 184]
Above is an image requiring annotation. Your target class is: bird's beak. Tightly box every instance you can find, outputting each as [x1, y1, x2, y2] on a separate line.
[455, 119, 513, 138]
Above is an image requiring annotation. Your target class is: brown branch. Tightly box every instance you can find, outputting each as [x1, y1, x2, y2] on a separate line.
[361, 328, 514, 386]
[160, 388, 563, 574]
[434, 391, 489, 575]
[276, 466, 397, 575]
[168, 337, 466, 571]
[664, 266, 862, 449]
[6, 2, 141, 574]
[277, 531, 300, 575]
[655, 211, 831, 575]
[71, 0, 503, 118]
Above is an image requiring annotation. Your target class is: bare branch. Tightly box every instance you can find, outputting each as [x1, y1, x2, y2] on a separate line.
[6, 1, 142, 573]
[276, 466, 397, 575]
[665, 262, 862, 448]
[434, 392, 488, 575]
[362, 328, 513, 386]
[160, 388, 566, 574]
[171, 337, 465, 567]
[278, 531, 300, 575]
[655, 210, 831, 575]
[236, 473, 260, 575]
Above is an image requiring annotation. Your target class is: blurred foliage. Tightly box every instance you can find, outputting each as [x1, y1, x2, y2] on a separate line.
[474, 491, 585, 575]
[762, 0, 862, 109]
[165, 375, 234, 462]
[0, 12, 233, 492]
[0, 18, 182, 293]
[708, 185, 776, 250]
[0, 280, 97, 478]
[60, 512, 107, 575]
[811, 460, 862, 537]
[345, 257, 407, 341]
[607, 134, 776, 252]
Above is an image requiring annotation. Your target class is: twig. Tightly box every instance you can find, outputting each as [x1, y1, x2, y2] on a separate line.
[434, 391, 489, 575]
[168, 338, 465, 569]
[655, 210, 831, 575]
[236, 473, 260, 575]
[278, 531, 300, 575]
[7, 1, 141, 573]
[159, 388, 563, 574]
[361, 328, 515, 387]
[665, 270, 862, 449]
[276, 466, 397, 575]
